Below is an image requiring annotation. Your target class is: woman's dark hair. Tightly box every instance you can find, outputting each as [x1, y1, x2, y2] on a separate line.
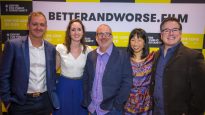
[64, 19, 86, 53]
[127, 28, 149, 59]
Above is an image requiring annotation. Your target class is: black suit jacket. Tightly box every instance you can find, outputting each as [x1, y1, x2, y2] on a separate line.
[150, 43, 205, 115]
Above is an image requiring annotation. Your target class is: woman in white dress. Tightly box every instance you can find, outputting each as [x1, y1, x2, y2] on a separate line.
[53, 19, 92, 115]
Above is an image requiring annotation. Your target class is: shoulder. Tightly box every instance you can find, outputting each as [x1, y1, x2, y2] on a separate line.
[87, 49, 97, 58]
[56, 44, 67, 53]
[43, 41, 56, 53]
[179, 45, 203, 59]
[115, 47, 127, 56]
[5, 36, 27, 47]
[11, 36, 27, 43]
[112, 47, 129, 61]
[44, 40, 54, 47]
[56, 44, 65, 48]
[145, 51, 155, 62]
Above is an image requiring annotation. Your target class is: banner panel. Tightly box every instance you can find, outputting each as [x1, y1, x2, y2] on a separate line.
[1, 15, 28, 30]
[33, 2, 205, 34]
[1, 30, 28, 43]
[181, 34, 204, 49]
[1, 1, 32, 15]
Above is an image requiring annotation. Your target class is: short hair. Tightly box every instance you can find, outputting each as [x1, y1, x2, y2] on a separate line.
[27, 11, 47, 25]
[160, 17, 182, 32]
[96, 24, 112, 34]
[127, 28, 149, 59]
[64, 19, 87, 53]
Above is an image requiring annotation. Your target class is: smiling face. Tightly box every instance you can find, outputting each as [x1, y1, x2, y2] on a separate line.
[130, 34, 145, 56]
[28, 15, 47, 39]
[70, 22, 84, 43]
[96, 24, 113, 52]
[161, 21, 182, 49]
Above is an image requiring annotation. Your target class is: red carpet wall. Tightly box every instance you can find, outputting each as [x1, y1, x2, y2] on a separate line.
[0, 0, 205, 112]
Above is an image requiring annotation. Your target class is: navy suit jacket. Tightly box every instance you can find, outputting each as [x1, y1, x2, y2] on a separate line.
[0, 37, 60, 109]
[82, 44, 133, 111]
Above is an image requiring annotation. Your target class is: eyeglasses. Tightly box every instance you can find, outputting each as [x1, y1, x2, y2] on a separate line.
[97, 32, 112, 38]
[162, 28, 181, 34]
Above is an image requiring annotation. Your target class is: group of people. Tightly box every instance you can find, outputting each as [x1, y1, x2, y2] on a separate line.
[0, 11, 204, 115]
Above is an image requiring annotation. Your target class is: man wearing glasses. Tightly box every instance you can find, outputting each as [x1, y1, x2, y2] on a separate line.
[151, 17, 205, 115]
[82, 24, 133, 115]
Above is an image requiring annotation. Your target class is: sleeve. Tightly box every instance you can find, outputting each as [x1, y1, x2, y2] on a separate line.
[56, 44, 66, 55]
[114, 51, 133, 110]
[56, 44, 61, 53]
[81, 52, 91, 108]
[56, 49, 61, 70]
[189, 51, 205, 113]
[0, 41, 14, 107]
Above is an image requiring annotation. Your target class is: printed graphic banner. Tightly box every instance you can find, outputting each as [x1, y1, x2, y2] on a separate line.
[32, 1, 205, 50]
[33, 2, 205, 34]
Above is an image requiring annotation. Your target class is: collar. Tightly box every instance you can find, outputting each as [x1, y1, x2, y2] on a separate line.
[97, 43, 113, 56]
[160, 42, 181, 54]
[28, 37, 44, 49]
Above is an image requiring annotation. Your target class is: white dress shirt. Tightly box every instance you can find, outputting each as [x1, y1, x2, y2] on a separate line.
[27, 37, 47, 93]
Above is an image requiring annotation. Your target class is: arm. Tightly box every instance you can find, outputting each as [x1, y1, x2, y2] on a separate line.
[0, 41, 14, 108]
[114, 52, 133, 110]
[189, 52, 205, 113]
[56, 51, 61, 71]
[82, 53, 90, 108]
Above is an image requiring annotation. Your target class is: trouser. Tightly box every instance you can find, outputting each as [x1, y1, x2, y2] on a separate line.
[8, 92, 53, 115]
[90, 109, 122, 115]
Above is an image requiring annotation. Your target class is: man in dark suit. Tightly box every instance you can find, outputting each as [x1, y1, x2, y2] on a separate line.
[150, 17, 205, 115]
[0, 11, 59, 115]
[82, 24, 133, 115]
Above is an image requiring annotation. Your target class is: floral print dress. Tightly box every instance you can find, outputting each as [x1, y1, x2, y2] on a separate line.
[124, 52, 154, 115]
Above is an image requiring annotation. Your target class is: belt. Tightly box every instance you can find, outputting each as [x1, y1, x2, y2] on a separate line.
[61, 75, 82, 80]
[69, 77, 82, 80]
[27, 92, 46, 97]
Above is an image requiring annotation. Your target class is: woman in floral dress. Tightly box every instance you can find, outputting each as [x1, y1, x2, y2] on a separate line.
[124, 28, 154, 115]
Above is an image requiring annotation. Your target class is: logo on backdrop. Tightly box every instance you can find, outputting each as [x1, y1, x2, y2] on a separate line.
[1, 1, 32, 15]
[48, 12, 188, 23]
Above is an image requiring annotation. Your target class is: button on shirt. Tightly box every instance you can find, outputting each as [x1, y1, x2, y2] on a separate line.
[88, 44, 113, 115]
[153, 44, 179, 115]
[27, 37, 47, 93]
